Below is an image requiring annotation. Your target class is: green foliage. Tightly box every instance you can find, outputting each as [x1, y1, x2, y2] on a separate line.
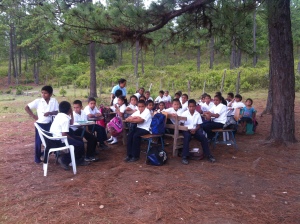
[59, 88, 67, 97]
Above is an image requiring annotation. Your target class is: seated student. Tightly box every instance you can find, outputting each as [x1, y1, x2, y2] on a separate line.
[226, 92, 234, 105]
[174, 92, 181, 100]
[177, 91, 183, 103]
[139, 95, 146, 101]
[202, 95, 227, 140]
[134, 87, 145, 100]
[144, 91, 153, 101]
[146, 100, 155, 116]
[84, 97, 108, 149]
[164, 99, 183, 124]
[70, 100, 98, 162]
[155, 102, 166, 113]
[181, 94, 189, 112]
[201, 94, 214, 113]
[227, 94, 245, 116]
[181, 99, 216, 165]
[50, 101, 89, 170]
[25, 85, 59, 163]
[125, 95, 138, 116]
[215, 91, 227, 106]
[240, 98, 256, 134]
[124, 100, 152, 162]
[154, 90, 166, 103]
[164, 90, 172, 102]
[110, 89, 123, 112]
[198, 93, 207, 106]
[107, 96, 128, 145]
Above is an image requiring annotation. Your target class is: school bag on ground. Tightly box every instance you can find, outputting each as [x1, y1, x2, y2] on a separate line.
[146, 145, 167, 166]
[150, 113, 166, 134]
[107, 115, 123, 137]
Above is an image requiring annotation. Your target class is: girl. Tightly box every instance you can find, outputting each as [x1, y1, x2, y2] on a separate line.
[240, 98, 256, 134]
[125, 95, 138, 115]
[156, 102, 166, 113]
[181, 94, 189, 111]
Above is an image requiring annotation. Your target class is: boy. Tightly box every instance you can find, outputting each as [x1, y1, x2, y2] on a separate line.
[227, 94, 245, 116]
[146, 100, 155, 116]
[154, 90, 166, 103]
[198, 93, 207, 106]
[25, 85, 59, 163]
[134, 87, 145, 100]
[181, 94, 189, 111]
[181, 99, 215, 165]
[124, 100, 152, 162]
[144, 91, 153, 101]
[84, 97, 108, 149]
[71, 100, 99, 162]
[164, 90, 172, 102]
[50, 101, 89, 170]
[201, 94, 214, 113]
[226, 92, 234, 105]
[164, 99, 183, 124]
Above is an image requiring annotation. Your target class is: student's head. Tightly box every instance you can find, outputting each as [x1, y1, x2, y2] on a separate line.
[41, 86, 53, 100]
[139, 95, 146, 101]
[215, 91, 222, 96]
[159, 90, 164, 97]
[144, 91, 151, 99]
[172, 98, 181, 110]
[88, 97, 97, 109]
[227, 92, 234, 101]
[201, 93, 207, 102]
[245, 98, 253, 106]
[118, 96, 128, 106]
[158, 102, 165, 111]
[115, 89, 123, 98]
[213, 95, 222, 106]
[59, 101, 71, 114]
[205, 94, 211, 103]
[174, 92, 180, 99]
[177, 91, 182, 96]
[188, 99, 197, 113]
[138, 87, 145, 95]
[235, 94, 242, 102]
[181, 94, 188, 103]
[164, 90, 169, 96]
[129, 95, 138, 105]
[137, 100, 146, 113]
[146, 100, 154, 111]
[118, 78, 127, 88]
[73, 100, 83, 114]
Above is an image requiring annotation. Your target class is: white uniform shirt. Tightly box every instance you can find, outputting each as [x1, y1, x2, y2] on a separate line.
[181, 101, 188, 112]
[201, 102, 214, 112]
[164, 107, 183, 124]
[164, 95, 172, 102]
[134, 92, 141, 99]
[84, 105, 100, 115]
[146, 97, 153, 101]
[127, 104, 137, 111]
[71, 110, 87, 131]
[131, 108, 152, 131]
[181, 110, 203, 129]
[154, 96, 167, 103]
[228, 101, 245, 116]
[27, 97, 59, 124]
[50, 113, 71, 138]
[209, 103, 227, 124]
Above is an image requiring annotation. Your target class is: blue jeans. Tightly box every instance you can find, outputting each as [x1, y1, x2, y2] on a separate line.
[127, 128, 149, 158]
[201, 121, 224, 140]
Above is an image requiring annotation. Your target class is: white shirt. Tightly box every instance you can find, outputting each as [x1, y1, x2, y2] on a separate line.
[228, 101, 246, 116]
[181, 101, 188, 112]
[131, 108, 152, 131]
[127, 104, 137, 111]
[134, 93, 141, 99]
[50, 113, 71, 138]
[84, 105, 100, 115]
[111, 103, 126, 113]
[71, 110, 87, 131]
[201, 102, 214, 112]
[27, 97, 59, 124]
[146, 97, 153, 101]
[164, 95, 172, 102]
[154, 96, 167, 103]
[181, 110, 203, 130]
[164, 107, 183, 124]
[112, 97, 118, 105]
[209, 103, 227, 124]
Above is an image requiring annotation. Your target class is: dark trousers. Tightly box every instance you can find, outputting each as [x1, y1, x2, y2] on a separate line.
[60, 134, 85, 165]
[182, 129, 211, 158]
[69, 128, 97, 157]
[127, 128, 149, 158]
[201, 121, 224, 140]
[89, 124, 107, 144]
[35, 122, 52, 163]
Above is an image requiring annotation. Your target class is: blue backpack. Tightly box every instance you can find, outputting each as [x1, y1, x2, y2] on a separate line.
[150, 113, 166, 134]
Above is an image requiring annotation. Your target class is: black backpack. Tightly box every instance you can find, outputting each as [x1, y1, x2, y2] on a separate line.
[146, 146, 167, 166]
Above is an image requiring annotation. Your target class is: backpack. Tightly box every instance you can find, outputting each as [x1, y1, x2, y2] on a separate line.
[150, 113, 166, 134]
[146, 146, 167, 166]
[107, 115, 123, 137]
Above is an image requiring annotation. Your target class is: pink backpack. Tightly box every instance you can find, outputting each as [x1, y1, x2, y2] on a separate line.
[107, 115, 123, 137]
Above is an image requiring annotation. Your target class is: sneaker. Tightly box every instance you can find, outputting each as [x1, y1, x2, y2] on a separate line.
[58, 156, 70, 170]
[208, 155, 216, 163]
[85, 156, 100, 162]
[106, 137, 113, 142]
[128, 157, 139, 162]
[124, 156, 131, 162]
[78, 160, 90, 166]
[182, 157, 189, 165]
[108, 140, 118, 145]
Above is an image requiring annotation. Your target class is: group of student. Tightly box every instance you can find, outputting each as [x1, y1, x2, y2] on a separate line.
[25, 83, 256, 170]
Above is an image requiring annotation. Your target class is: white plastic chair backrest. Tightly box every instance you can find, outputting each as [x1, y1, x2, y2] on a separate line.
[34, 123, 47, 148]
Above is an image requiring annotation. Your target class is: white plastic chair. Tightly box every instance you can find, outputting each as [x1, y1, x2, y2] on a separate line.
[34, 123, 77, 176]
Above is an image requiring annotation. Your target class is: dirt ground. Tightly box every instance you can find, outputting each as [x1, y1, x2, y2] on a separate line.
[0, 98, 300, 224]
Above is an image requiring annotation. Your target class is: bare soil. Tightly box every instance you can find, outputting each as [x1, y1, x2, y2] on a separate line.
[0, 99, 300, 224]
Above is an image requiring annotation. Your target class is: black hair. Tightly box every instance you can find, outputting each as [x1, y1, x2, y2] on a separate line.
[201, 93, 207, 99]
[215, 91, 222, 96]
[188, 99, 197, 106]
[206, 94, 211, 99]
[159, 90, 164, 94]
[59, 101, 71, 114]
[73, 100, 82, 107]
[129, 95, 138, 102]
[145, 90, 150, 94]
[146, 100, 154, 106]
[41, 86, 53, 95]
[227, 92, 234, 98]
[159, 101, 165, 107]
[172, 98, 181, 103]
[235, 94, 242, 100]
[246, 98, 253, 105]
[115, 89, 123, 97]
[177, 91, 182, 96]
[139, 96, 146, 101]
[88, 97, 96, 103]
[140, 87, 145, 91]
[118, 96, 128, 106]
[182, 93, 189, 99]
[118, 78, 126, 84]
[214, 95, 222, 101]
[175, 92, 180, 97]
[137, 100, 146, 106]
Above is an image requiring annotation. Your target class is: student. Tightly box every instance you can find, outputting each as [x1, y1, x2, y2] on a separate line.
[125, 95, 138, 116]
[181, 94, 189, 111]
[227, 94, 245, 116]
[202, 95, 227, 140]
[134, 87, 145, 100]
[226, 92, 234, 105]
[107, 96, 128, 145]
[164, 90, 172, 102]
[25, 85, 59, 163]
[201, 94, 214, 113]
[240, 98, 256, 134]
[198, 93, 207, 106]
[50, 101, 89, 170]
[110, 78, 126, 105]
[146, 100, 155, 116]
[144, 91, 153, 101]
[124, 100, 152, 162]
[177, 91, 183, 103]
[110, 89, 123, 111]
[174, 92, 181, 100]
[139, 95, 146, 101]
[70, 100, 98, 162]
[164, 99, 183, 124]
[84, 97, 108, 149]
[156, 102, 166, 113]
[215, 91, 227, 106]
[154, 90, 166, 103]
[181, 99, 216, 165]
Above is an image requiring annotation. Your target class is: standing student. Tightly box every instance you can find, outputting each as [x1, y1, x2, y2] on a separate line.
[25, 85, 59, 163]
[181, 99, 216, 165]
[84, 97, 108, 149]
[110, 78, 127, 105]
[124, 100, 152, 162]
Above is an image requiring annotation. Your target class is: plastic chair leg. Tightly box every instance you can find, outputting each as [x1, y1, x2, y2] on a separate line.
[69, 146, 77, 175]
[43, 163, 48, 176]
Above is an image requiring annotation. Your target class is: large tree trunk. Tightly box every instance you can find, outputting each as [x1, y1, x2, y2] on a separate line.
[266, 0, 296, 143]
[134, 40, 140, 77]
[89, 41, 97, 97]
[230, 38, 236, 69]
[196, 38, 200, 73]
[253, 8, 258, 67]
[141, 48, 144, 74]
[209, 36, 214, 69]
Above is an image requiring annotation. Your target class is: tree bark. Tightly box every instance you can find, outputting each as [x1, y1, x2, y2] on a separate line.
[266, 0, 296, 143]
[209, 36, 214, 69]
[261, 71, 273, 116]
[230, 38, 236, 69]
[197, 38, 200, 73]
[253, 8, 258, 67]
[118, 42, 123, 65]
[89, 41, 97, 97]
[134, 40, 140, 77]
[141, 48, 144, 74]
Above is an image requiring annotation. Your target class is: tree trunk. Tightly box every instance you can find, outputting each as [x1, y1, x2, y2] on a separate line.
[141, 48, 144, 74]
[153, 45, 156, 66]
[89, 41, 97, 97]
[261, 71, 273, 116]
[196, 38, 200, 73]
[18, 48, 22, 76]
[253, 9, 258, 67]
[266, 0, 296, 143]
[134, 40, 140, 77]
[209, 36, 214, 69]
[118, 43, 123, 65]
[230, 38, 236, 69]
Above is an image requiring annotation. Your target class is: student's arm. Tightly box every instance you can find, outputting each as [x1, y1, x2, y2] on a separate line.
[125, 116, 144, 124]
[44, 111, 58, 117]
[69, 109, 74, 125]
[190, 124, 201, 134]
[25, 105, 38, 121]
